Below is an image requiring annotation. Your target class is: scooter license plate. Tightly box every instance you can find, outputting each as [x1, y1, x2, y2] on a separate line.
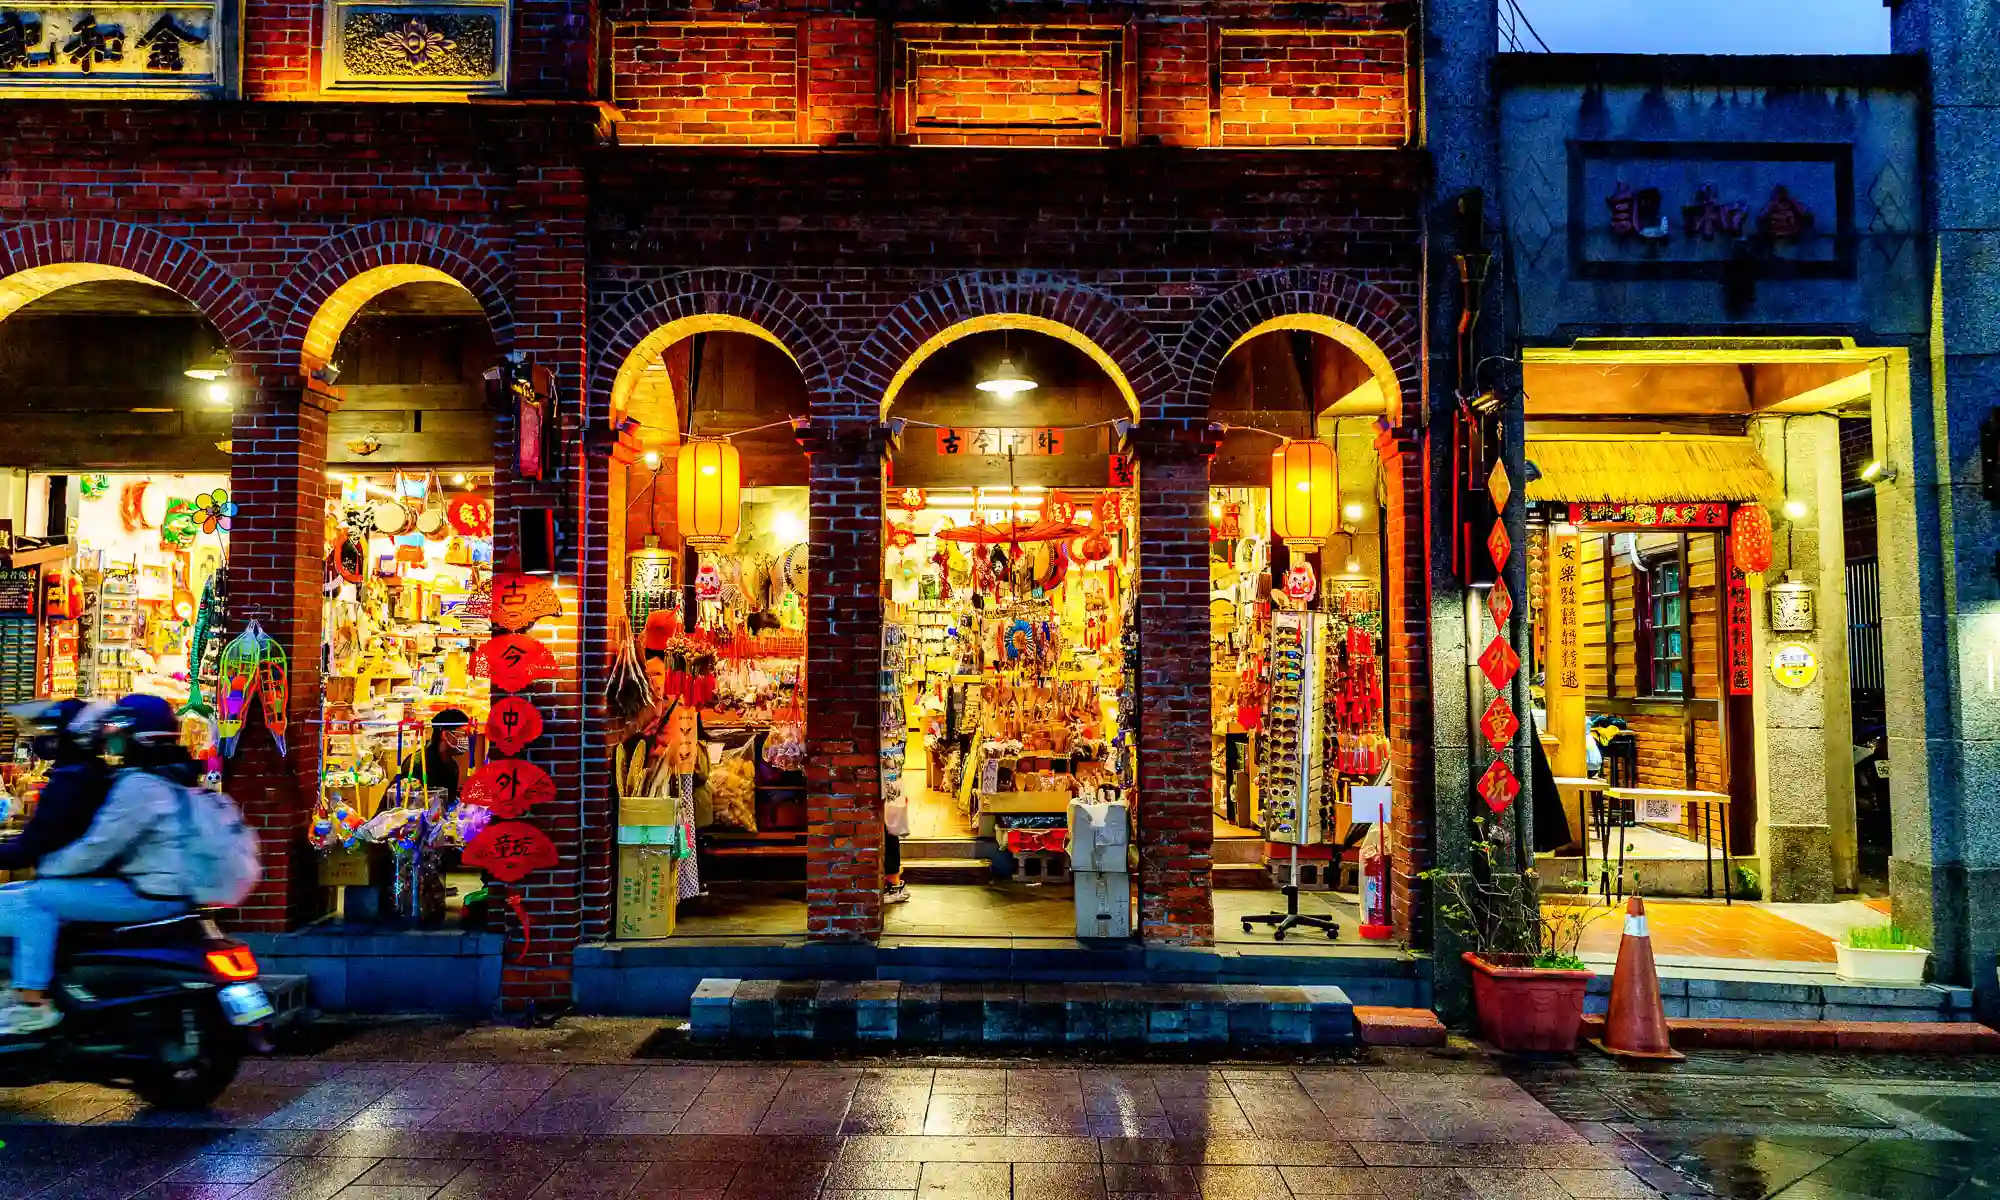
[219, 983, 274, 1027]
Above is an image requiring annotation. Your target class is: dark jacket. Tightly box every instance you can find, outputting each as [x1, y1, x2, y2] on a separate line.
[0, 759, 111, 872]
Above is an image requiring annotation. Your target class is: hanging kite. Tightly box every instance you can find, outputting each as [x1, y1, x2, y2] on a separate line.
[216, 619, 291, 756]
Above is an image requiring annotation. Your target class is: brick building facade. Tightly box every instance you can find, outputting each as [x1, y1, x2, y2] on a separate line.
[0, 0, 1468, 1010]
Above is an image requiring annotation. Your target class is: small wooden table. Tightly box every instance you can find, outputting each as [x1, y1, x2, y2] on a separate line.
[1603, 786, 1735, 904]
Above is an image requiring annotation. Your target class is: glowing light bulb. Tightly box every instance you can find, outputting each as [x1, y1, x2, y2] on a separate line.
[1783, 500, 1808, 519]
[1343, 502, 1366, 522]
[642, 450, 662, 470]
[1209, 503, 1223, 520]
[451, 473, 467, 486]
[701, 464, 718, 477]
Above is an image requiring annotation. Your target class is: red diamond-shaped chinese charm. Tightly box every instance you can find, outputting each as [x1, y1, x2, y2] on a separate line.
[1486, 518, 1512, 572]
[1480, 695, 1520, 753]
[1486, 576, 1514, 632]
[1477, 759, 1520, 814]
[1478, 636, 1520, 690]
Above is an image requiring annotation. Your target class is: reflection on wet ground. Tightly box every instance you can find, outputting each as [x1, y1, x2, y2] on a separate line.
[1507, 1050, 2000, 1199]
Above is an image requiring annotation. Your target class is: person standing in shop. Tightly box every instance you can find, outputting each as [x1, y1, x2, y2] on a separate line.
[883, 777, 911, 905]
[397, 708, 472, 805]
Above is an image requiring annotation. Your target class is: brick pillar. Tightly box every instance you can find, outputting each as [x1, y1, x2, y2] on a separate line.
[802, 420, 886, 942]
[1133, 423, 1215, 945]
[224, 372, 334, 933]
[496, 189, 590, 1011]
[1377, 425, 1432, 946]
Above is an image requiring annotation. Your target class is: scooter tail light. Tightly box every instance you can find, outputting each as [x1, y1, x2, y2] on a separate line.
[205, 946, 259, 981]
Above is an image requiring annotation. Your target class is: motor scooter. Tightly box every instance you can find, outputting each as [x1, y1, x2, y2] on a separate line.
[0, 910, 272, 1109]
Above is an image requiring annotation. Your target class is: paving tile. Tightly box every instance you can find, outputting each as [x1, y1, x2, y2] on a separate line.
[1278, 1165, 1385, 1194]
[1352, 1169, 1478, 1200]
[168, 1155, 290, 1184]
[1543, 1169, 1660, 1199]
[1013, 1160, 1108, 1200]
[354, 1160, 472, 1188]
[1191, 1164, 1287, 1198]
[1103, 1163, 1200, 1193]
[527, 1159, 651, 1200]
[1454, 1169, 1570, 1200]
[917, 1161, 1012, 1198]
[231, 1156, 381, 1200]
[327, 1187, 446, 1200]
[826, 1160, 925, 1190]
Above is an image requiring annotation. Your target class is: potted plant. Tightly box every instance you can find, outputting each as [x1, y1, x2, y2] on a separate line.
[1835, 925, 1929, 984]
[1424, 819, 1603, 1052]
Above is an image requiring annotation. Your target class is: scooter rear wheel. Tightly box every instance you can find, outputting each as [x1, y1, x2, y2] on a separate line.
[133, 1016, 243, 1111]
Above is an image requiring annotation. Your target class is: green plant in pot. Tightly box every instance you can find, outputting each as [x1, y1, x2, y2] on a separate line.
[1423, 818, 1603, 1052]
[1834, 923, 1929, 985]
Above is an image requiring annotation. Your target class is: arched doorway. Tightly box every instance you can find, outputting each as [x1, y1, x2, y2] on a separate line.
[0, 274, 239, 728]
[1208, 322, 1401, 946]
[305, 274, 506, 927]
[880, 326, 1140, 939]
[607, 324, 812, 939]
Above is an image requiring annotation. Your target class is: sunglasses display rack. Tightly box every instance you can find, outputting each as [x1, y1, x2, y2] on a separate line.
[1259, 610, 1330, 847]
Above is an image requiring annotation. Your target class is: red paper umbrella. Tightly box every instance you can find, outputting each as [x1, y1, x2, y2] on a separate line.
[1731, 504, 1773, 575]
[462, 819, 558, 884]
[463, 759, 557, 818]
[476, 634, 558, 693]
[489, 573, 563, 633]
[485, 695, 544, 756]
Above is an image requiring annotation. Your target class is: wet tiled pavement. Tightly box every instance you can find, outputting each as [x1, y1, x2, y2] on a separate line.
[0, 1020, 1993, 1198]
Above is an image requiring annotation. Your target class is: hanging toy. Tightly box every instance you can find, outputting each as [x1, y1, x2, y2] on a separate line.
[215, 619, 288, 757]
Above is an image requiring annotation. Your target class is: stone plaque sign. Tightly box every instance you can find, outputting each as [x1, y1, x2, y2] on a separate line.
[0, 3, 226, 94]
[1570, 141, 1854, 281]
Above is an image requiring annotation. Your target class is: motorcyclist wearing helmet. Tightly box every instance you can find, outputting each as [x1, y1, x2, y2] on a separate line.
[0, 699, 114, 873]
[0, 695, 196, 1035]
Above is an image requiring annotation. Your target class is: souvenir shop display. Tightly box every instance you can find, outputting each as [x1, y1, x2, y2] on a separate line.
[884, 486, 1137, 882]
[9, 473, 232, 709]
[311, 471, 496, 923]
[1208, 488, 1270, 828]
[610, 487, 811, 936]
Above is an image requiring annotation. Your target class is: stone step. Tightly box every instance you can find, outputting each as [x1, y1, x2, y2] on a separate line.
[1580, 1014, 2000, 1052]
[1583, 968, 1978, 1023]
[901, 838, 984, 860]
[901, 857, 993, 884]
[1214, 863, 1270, 889]
[261, 973, 312, 1026]
[1213, 838, 1267, 865]
[1355, 1005, 1448, 1047]
[690, 978, 1356, 1048]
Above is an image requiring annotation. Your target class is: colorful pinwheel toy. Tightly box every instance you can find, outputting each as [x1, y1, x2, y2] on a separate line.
[193, 489, 238, 535]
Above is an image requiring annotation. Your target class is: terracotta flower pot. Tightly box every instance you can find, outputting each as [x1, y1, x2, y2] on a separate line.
[1463, 951, 1595, 1052]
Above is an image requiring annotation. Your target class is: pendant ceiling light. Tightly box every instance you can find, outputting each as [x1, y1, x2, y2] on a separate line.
[976, 356, 1037, 398]
[184, 347, 232, 381]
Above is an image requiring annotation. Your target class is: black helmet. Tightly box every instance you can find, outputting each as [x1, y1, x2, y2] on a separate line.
[7, 698, 87, 762]
[102, 694, 182, 765]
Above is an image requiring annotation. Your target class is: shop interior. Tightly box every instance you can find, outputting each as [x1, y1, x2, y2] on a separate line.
[0, 277, 238, 878]
[1207, 327, 1396, 945]
[1522, 345, 1901, 971]
[608, 327, 814, 939]
[305, 281, 503, 927]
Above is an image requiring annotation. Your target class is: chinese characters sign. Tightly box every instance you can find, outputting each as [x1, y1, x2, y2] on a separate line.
[1574, 142, 1851, 281]
[0, 4, 223, 92]
[934, 427, 1065, 457]
[1548, 530, 1583, 701]
[1727, 562, 1754, 695]
[1569, 502, 1727, 529]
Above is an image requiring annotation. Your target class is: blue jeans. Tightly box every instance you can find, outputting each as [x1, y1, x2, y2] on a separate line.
[0, 879, 188, 993]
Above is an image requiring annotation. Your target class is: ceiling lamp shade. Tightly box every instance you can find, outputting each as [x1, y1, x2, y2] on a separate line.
[184, 347, 232, 381]
[1271, 439, 1339, 550]
[676, 438, 741, 546]
[976, 357, 1037, 398]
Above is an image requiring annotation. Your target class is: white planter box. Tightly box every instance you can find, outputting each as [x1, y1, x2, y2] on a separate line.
[1834, 943, 1929, 984]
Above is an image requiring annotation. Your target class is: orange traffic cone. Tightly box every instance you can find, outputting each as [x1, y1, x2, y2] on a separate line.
[1592, 896, 1684, 1061]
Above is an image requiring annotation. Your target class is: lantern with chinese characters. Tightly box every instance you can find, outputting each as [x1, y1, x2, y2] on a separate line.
[676, 438, 741, 546]
[1731, 504, 1773, 579]
[1271, 440, 1338, 551]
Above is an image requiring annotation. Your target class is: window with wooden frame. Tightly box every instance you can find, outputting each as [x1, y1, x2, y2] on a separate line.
[1635, 539, 1692, 702]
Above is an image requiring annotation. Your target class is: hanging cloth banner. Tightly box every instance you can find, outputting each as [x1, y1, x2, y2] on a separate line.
[475, 634, 558, 693]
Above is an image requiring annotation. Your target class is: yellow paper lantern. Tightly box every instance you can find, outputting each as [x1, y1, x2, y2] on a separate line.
[1270, 439, 1338, 549]
[676, 438, 741, 546]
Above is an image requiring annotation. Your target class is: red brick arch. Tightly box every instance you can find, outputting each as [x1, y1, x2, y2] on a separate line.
[845, 274, 1176, 422]
[1176, 270, 1422, 424]
[591, 269, 845, 424]
[0, 218, 268, 353]
[270, 219, 514, 375]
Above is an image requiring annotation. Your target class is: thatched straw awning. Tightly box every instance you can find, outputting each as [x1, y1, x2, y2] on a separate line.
[1525, 436, 1776, 504]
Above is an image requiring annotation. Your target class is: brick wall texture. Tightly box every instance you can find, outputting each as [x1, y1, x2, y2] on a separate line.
[0, 0, 1433, 1006]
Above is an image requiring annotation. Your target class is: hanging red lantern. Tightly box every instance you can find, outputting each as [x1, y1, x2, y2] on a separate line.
[1731, 504, 1773, 576]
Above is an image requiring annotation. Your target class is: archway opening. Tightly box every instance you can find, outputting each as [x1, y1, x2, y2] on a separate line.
[1207, 326, 1397, 948]
[881, 327, 1139, 938]
[311, 276, 505, 927]
[609, 327, 812, 939]
[0, 274, 235, 757]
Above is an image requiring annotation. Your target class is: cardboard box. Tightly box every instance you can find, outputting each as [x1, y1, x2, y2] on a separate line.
[1068, 800, 1130, 872]
[616, 847, 679, 939]
[1072, 869, 1131, 939]
[619, 794, 678, 828]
